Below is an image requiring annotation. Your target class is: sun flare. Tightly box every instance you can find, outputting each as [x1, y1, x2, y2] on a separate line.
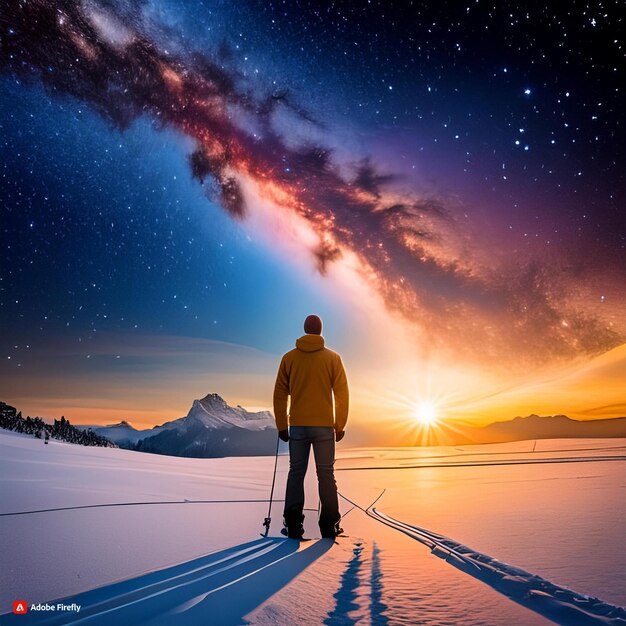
[415, 402, 438, 426]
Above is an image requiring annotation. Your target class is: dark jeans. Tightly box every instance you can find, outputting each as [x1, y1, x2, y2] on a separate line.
[284, 426, 340, 530]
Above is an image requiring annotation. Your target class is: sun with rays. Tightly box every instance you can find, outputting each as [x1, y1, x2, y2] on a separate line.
[363, 386, 469, 446]
[414, 402, 438, 426]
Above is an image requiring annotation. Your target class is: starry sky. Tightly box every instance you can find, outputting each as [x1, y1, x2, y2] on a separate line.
[1, 0, 624, 442]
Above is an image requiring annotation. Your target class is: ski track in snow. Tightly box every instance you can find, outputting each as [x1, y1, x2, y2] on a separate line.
[368, 509, 626, 626]
[336, 454, 626, 472]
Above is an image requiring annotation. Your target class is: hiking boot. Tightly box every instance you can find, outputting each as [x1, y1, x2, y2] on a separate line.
[320, 522, 343, 539]
[281, 524, 305, 539]
[283, 512, 305, 539]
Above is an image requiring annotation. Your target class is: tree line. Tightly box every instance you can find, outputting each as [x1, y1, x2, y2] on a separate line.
[0, 401, 116, 447]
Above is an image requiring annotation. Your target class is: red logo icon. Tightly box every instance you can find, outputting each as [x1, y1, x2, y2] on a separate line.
[13, 600, 28, 614]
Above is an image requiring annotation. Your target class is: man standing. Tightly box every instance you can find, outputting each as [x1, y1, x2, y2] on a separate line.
[273, 314, 349, 539]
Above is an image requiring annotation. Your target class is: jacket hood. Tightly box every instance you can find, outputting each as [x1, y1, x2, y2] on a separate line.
[295, 334, 325, 352]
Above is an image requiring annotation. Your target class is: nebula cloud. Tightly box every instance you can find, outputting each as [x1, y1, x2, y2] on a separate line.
[1, 0, 622, 367]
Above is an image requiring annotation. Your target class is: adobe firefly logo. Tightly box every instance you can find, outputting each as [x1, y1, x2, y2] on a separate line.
[13, 600, 28, 614]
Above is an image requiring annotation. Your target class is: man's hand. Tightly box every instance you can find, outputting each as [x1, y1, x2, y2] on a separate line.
[278, 429, 289, 442]
[335, 430, 345, 442]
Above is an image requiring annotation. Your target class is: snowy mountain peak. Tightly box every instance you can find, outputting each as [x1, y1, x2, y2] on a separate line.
[185, 394, 274, 431]
[74, 393, 278, 455]
[199, 393, 229, 409]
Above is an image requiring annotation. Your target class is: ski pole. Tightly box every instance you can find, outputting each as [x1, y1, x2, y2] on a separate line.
[262, 433, 280, 537]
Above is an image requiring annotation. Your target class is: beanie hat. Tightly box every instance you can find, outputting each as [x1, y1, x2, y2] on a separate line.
[304, 314, 323, 335]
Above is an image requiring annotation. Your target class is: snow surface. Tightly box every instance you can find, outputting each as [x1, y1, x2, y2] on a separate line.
[1, 430, 624, 625]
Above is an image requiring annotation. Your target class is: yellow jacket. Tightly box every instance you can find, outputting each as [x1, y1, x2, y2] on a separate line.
[273, 334, 349, 432]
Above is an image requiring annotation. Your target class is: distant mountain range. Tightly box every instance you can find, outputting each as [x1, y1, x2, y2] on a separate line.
[81, 393, 283, 458]
[474, 413, 626, 444]
[86, 396, 626, 454]
[5, 394, 625, 457]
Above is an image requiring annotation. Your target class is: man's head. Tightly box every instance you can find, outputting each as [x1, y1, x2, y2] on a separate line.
[304, 314, 323, 335]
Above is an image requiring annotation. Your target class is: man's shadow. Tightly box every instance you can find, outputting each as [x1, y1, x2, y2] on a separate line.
[324, 541, 389, 626]
[16, 537, 332, 626]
